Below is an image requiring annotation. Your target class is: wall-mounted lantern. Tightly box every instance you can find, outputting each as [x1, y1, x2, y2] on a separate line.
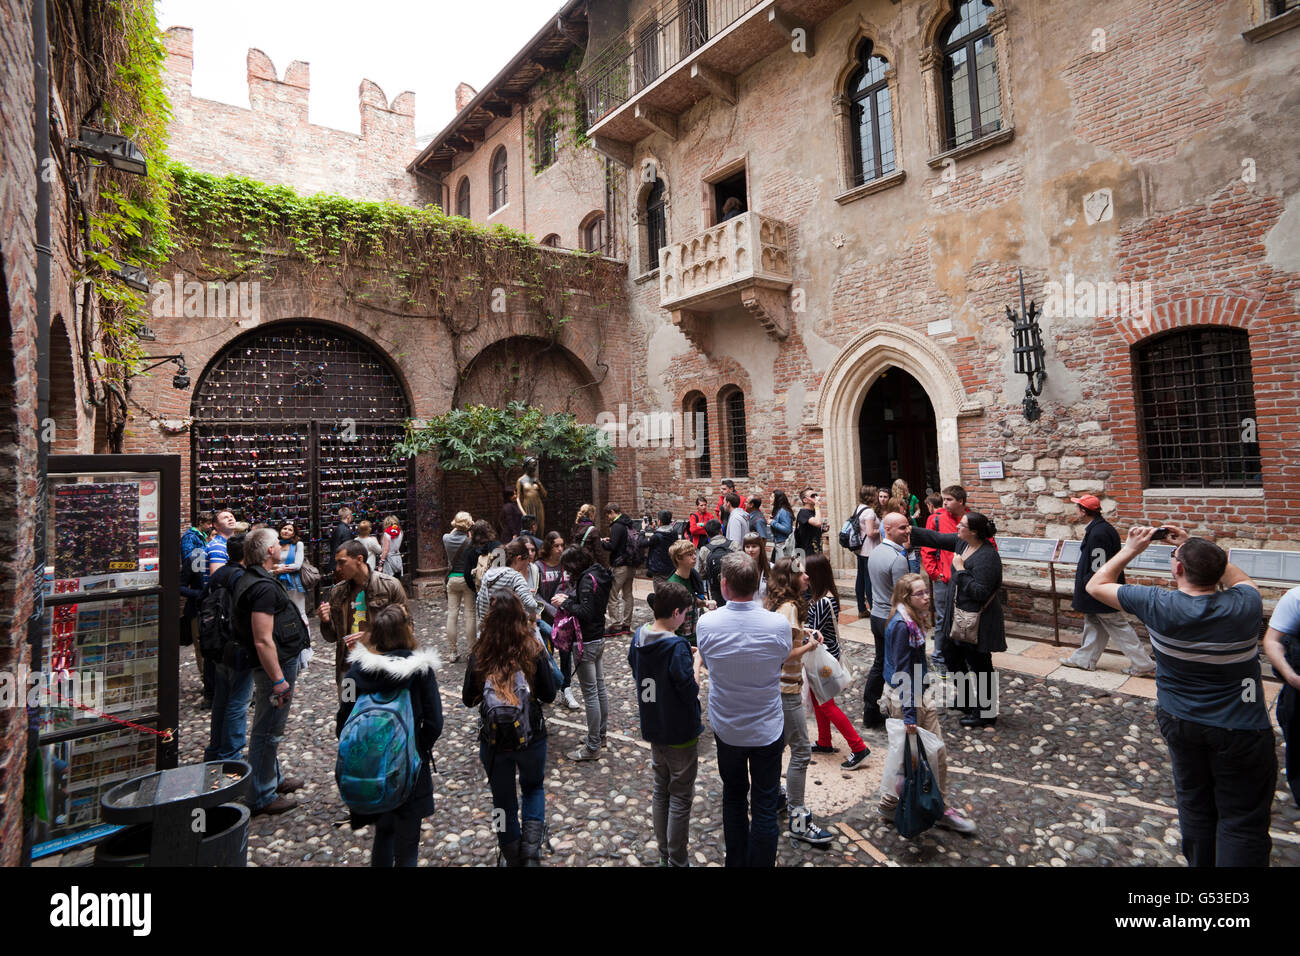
[1006, 269, 1047, 422]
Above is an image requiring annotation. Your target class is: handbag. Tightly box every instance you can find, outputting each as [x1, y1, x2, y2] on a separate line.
[299, 557, 321, 591]
[803, 642, 851, 704]
[949, 591, 996, 646]
[894, 733, 945, 839]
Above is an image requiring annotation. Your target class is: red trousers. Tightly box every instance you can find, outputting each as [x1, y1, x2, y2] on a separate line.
[813, 696, 867, 753]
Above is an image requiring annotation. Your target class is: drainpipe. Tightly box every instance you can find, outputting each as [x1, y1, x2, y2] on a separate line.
[22, 0, 51, 866]
[519, 105, 527, 235]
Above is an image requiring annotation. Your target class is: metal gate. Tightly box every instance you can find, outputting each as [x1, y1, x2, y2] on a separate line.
[191, 324, 414, 567]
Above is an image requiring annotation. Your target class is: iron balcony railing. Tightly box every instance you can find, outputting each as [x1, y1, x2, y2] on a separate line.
[581, 0, 763, 129]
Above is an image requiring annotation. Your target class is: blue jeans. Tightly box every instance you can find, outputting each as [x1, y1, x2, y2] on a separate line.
[247, 656, 300, 810]
[854, 555, 869, 615]
[714, 732, 783, 867]
[931, 578, 953, 666]
[205, 661, 254, 762]
[480, 738, 547, 845]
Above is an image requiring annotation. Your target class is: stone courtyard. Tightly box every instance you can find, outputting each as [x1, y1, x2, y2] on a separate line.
[173, 580, 1299, 868]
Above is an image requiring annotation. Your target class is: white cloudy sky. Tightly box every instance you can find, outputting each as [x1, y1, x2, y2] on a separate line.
[155, 0, 560, 138]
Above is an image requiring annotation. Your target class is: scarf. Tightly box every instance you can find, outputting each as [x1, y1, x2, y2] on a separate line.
[895, 604, 928, 649]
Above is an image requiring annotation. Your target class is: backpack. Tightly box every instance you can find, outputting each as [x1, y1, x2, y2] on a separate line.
[479, 671, 533, 752]
[671, 519, 688, 539]
[621, 520, 647, 567]
[472, 545, 505, 590]
[335, 686, 423, 815]
[839, 506, 867, 551]
[703, 542, 729, 601]
[197, 568, 243, 661]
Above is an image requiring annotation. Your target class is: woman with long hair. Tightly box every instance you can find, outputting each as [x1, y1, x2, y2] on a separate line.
[443, 512, 475, 663]
[910, 511, 1004, 727]
[553, 546, 613, 760]
[770, 490, 796, 559]
[336, 604, 443, 865]
[571, 503, 601, 563]
[273, 519, 308, 626]
[891, 479, 922, 527]
[461, 593, 558, 866]
[537, 531, 580, 710]
[877, 572, 976, 833]
[742, 532, 771, 603]
[765, 557, 834, 849]
[804, 553, 870, 769]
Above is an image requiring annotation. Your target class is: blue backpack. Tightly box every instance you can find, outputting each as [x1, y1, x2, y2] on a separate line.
[336, 687, 422, 815]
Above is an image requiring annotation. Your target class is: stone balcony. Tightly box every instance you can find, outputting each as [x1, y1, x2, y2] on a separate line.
[658, 211, 793, 348]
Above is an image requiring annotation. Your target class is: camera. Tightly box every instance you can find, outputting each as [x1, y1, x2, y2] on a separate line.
[1150, 527, 1170, 540]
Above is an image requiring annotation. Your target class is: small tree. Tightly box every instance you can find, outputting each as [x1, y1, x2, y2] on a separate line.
[392, 401, 616, 493]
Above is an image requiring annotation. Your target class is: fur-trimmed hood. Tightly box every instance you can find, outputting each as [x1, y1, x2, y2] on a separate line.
[345, 645, 441, 682]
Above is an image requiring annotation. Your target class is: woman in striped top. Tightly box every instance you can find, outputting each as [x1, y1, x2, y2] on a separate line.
[805, 553, 870, 770]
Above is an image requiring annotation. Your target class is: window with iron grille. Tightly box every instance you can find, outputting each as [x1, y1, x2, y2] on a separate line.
[644, 178, 667, 272]
[1273, 0, 1300, 16]
[940, 0, 1001, 150]
[1135, 328, 1261, 489]
[682, 0, 709, 53]
[635, 21, 661, 90]
[456, 177, 471, 218]
[490, 147, 508, 211]
[848, 42, 895, 186]
[535, 112, 560, 171]
[690, 395, 711, 478]
[725, 389, 748, 477]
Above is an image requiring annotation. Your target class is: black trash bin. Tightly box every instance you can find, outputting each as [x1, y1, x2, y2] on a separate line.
[97, 760, 252, 866]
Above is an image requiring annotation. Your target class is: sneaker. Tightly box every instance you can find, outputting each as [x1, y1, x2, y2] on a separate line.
[1125, 664, 1156, 677]
[448, 652, 461, 664]
[562, 687, 581, 710]
[599, 736, 608, 750]
[841, 748, 871, 771]
[788, 808, 834, 848]
[1060, 658, 1094, 671]
[276, 776, 305, 794]
[566, 746, 600, 762]
[930, 657, 947, 676]
[938, 807, 977, 835]
[811, 744, 838, 754]
[252, 795, 298, 816]
[877, 803, 896, 822]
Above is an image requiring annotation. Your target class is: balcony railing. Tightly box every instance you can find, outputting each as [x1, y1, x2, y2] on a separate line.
[583, 0, 763, 128]
[659, 210, 791, 309]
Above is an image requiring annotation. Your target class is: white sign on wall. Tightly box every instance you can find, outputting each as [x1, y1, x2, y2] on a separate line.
[978, 461, 1005, 479]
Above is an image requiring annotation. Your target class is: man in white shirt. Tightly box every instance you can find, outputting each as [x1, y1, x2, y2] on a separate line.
[696, 553, 791, 867]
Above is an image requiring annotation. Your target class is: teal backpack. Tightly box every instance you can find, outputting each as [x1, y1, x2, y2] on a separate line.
[336, 687, 422, 814]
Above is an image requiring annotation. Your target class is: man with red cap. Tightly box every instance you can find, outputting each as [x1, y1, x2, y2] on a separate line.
[1061, 494, 1155, 675]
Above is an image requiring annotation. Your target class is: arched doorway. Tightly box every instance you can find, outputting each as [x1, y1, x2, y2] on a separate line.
[858, 368, 939, 498]
[191, 323, 415, 565]
[446, 336, 605, 536]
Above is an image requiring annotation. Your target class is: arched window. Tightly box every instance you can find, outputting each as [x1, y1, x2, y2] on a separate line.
[456, 177, 471, 218]
[535, 112, 560, 171]
[540, 234, 561, 248]
[643, 177, 667, 273]
[940, 0, 1001, 149]
[686, 393, 710, 479]
[581, 213, 606, 254]
[847, 42, 895, 186]
[490, 146, 508, 212]
[1135, 328, 1261, 488]
[721, 388, 748, 478]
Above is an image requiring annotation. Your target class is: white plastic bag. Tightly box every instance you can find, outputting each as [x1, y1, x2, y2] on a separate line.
[803, 642, 851, 704]
[880, 717, 946, 801]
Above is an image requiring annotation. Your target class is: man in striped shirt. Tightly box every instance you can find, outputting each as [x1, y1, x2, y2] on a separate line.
[1088, 525, 1276, 867]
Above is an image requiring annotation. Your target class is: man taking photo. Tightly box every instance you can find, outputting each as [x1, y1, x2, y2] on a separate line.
[1087, 525, 1276, 867]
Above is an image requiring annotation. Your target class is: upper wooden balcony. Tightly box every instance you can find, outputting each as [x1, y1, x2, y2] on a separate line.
[581, 0, 849, 161]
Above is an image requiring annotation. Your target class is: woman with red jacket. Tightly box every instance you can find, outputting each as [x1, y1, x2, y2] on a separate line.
[688, 496, 716, 550]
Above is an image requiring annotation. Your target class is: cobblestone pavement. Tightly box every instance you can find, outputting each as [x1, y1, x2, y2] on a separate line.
[178, 590, 1300, 867]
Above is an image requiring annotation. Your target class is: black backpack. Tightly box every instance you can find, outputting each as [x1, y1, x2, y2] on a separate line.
[198, 568, 243, 661]
[703, 543, 729, 602]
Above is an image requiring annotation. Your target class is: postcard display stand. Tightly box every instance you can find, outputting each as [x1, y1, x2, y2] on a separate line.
[31, 455, 180, 860]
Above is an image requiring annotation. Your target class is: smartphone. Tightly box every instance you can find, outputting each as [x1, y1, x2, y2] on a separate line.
[1150, 527, 1171, 541]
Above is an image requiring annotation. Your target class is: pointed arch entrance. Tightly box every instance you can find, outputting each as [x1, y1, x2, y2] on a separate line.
[817, 324, 982, 570]
[191, 322, 415, 567]
[858, 367, 939, 496]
